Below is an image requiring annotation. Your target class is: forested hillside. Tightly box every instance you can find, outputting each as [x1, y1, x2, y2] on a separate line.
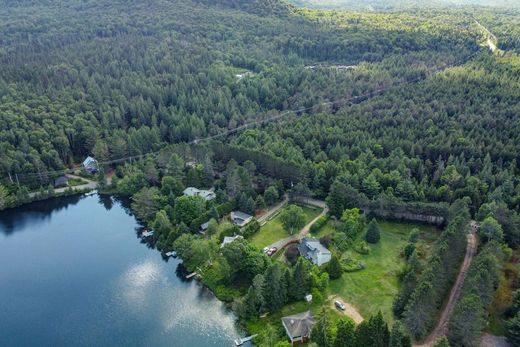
[289, 0, 520, 10]
[0, 0, 477, 191]
[2, 0, 520, 345]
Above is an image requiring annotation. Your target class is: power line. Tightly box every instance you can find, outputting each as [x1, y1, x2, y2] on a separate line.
[1, 48, 482, 184]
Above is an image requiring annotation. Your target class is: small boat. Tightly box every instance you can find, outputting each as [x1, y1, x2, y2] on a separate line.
[165, 251, 177, 257]
[85, 190, 97, 196]
[142, 230, 154, 238]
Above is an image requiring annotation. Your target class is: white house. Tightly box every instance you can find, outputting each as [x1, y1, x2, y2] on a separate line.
[183, 187, 216, 201]
[298, 237, 332, 266]
[220, 235, 244, 248]
[82, 156, 98, 173]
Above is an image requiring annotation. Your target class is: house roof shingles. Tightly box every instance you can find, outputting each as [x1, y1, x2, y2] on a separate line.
[298, 237, 331, 258]
[282, 311, 315, 340]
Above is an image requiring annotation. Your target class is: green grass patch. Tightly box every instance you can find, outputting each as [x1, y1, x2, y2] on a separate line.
[329, 221, 440, 323]
[249, 204, 322, 248]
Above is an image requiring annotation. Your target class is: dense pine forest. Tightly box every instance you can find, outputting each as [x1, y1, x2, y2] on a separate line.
[2, 0, 520, 346]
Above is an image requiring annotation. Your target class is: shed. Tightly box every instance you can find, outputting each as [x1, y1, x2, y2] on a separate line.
[54, 176, 69, 187]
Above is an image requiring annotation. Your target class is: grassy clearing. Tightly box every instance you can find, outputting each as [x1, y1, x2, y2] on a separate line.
[249, 204, 321, 248]
[329, 221, 440, 323]
[245, 298, 343, 337]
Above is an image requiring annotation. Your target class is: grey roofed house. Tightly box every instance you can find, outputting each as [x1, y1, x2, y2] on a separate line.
[220, 235, 244, 248]
[230, 211, 253, 227]
[281, 311, 315, 346]
[82, 156, 98, 173]
[298, 237, 332, 266]
[54, 176, 69, 187]
[199, 221, 210, 234]
[183, 187, 216, 201]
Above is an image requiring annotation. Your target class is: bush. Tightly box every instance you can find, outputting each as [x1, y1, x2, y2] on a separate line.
[219, 224, 240, 242]
[310, 215, 330, 233]
[365, 218, 381, 244]
[241, 219, 260, 238]
[354, 240, 370, 255]
[285, 244, 300, 265]
[319, 234, 333, 248]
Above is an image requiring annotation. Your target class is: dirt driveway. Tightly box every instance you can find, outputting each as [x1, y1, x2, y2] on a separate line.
[328, 295, 364, 324]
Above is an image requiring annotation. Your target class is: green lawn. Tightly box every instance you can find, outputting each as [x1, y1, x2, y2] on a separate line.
[329, 221, 440, 323]
[249, 204, 322, 248]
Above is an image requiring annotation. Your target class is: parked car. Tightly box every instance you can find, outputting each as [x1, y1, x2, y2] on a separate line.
[263, 247, 270, 254]
[335, 300, 346, 311]
[267, 247, 278, 256]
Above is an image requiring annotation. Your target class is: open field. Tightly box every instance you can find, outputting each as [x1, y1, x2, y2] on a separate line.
[249, 204, 322, 248]
[329, 221, 441, 323]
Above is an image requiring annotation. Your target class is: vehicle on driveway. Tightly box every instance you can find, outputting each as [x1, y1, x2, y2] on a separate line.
[335, 300, 346, 311]
[266, 247, 278, 256]
[263, 247, 270, 254]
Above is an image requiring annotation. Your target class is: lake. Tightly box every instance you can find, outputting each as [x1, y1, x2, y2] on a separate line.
[0, 194, 245, 347]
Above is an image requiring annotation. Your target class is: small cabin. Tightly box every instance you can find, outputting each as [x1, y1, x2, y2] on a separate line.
[54, 176, 69, 187]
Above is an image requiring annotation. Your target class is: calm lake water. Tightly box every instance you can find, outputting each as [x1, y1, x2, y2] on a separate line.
[0, 194, 244, 347]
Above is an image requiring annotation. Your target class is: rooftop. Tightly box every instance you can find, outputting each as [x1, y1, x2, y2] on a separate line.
[281, 311, 315, 340]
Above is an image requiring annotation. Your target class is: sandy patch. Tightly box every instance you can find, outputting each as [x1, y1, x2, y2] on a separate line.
[328, 295, 364, 324]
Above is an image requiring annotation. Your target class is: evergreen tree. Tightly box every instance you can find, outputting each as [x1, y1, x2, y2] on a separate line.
[355, 321, 372, 347]
[389, 321, 412, 347]
[263, 264, 285, 312]
[369, 311, 390, 347]
[365, 218, 381, 244]
[311, 308, 333, 347]
[507, 313, 520, 347]
[334, 318, 356, 347]
[327, 254, 343, 280]
[292, 258, 310, 299]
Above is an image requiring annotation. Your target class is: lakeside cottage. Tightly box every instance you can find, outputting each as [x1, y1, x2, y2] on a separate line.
[183, 187, 216, 201]
[54, 176, 69, 187]
[230, 211, 253, 227]
[281, 311, 315, 346]
[220, 235, 244, 248]
[82, 156, 98, 174]
[298, 237, 332, 266]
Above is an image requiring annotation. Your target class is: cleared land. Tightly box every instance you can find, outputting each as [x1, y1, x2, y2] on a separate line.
[249, 204, 321, 248]
[328, 221, 440, 323]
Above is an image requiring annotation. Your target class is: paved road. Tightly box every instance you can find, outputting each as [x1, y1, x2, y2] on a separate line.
[415, 221, 479, 346]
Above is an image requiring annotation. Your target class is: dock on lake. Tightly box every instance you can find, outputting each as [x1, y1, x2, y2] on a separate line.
[185, 272, 198, 279]
[234, 334, 257, 346]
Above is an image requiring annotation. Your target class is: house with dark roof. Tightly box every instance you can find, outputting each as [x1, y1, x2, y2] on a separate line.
[298, 237, 332, 266]
[230, 211, 253, 227]
[82, 156, 98, 173]
[54, 176, 69, 187]
[281, 311, 315, 346]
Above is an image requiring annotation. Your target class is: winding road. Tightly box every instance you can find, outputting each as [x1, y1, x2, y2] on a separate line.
[415, 221, 479, 346]
[265, 197, 328, 251]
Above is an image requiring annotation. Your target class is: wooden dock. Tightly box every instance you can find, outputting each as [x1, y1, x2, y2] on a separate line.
[234, 334, 257, 346]
[185, 272, 197, 279]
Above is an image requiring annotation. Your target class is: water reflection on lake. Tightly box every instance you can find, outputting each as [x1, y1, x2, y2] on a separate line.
[0, 194, 244, 347]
